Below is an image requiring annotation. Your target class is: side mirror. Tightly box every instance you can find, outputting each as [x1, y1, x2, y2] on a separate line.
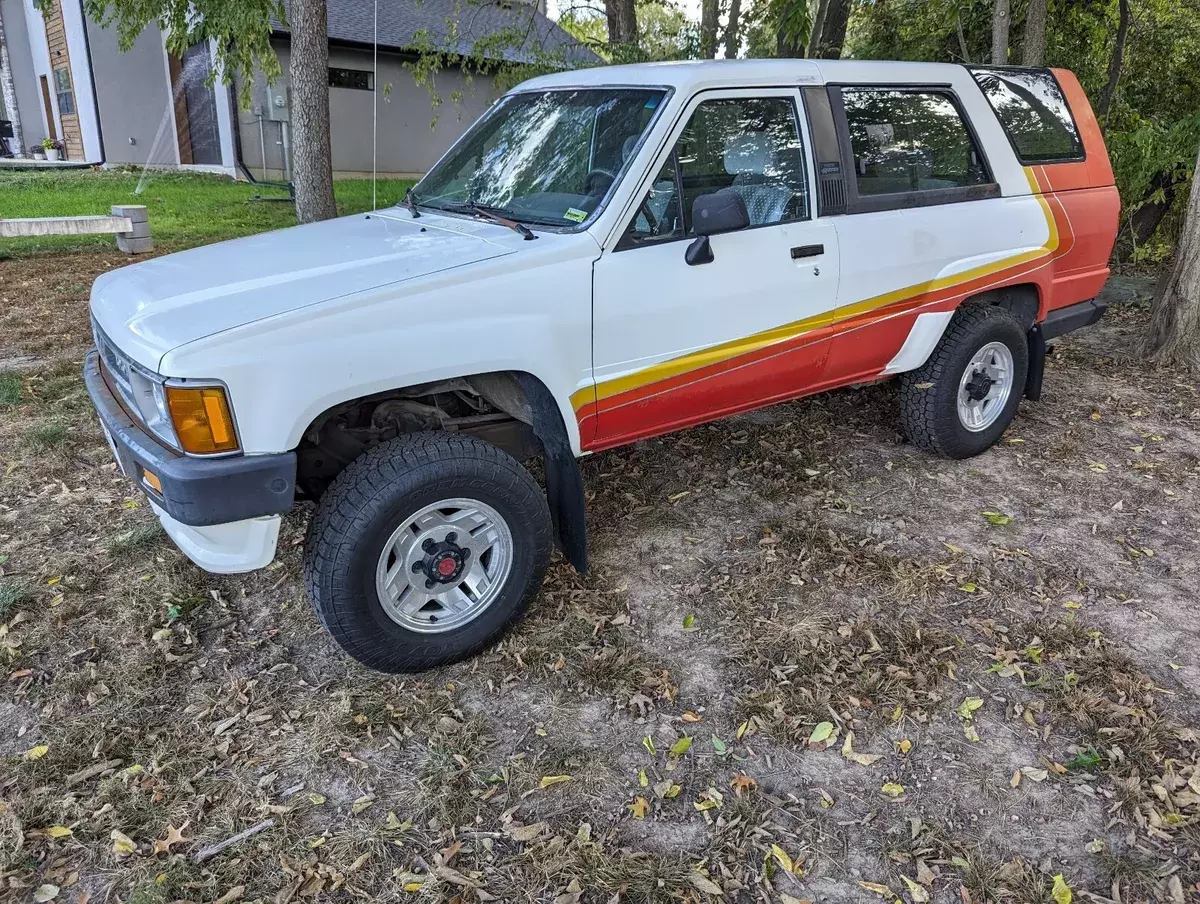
[686, 190, 749, 266]
[692, 189, 750, 236]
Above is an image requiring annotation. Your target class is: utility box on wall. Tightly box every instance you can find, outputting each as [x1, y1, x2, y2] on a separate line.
[267, 87, 292, 123]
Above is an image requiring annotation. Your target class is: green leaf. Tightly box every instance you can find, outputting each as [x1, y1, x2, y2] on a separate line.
[669, 736, 693, 757]
[711, 734, 727, 755]
[982, 510, 1013, 526]
[807, 721, 835, 748]
[682, 613, 696, 630]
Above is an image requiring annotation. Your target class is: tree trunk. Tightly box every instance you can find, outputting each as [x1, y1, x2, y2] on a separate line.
[814, 0, 851, 58]
[1022, 0, 1047, 65]
[992, 0, 1010, 65]
[1097, 0, 1131, 127]
[289, 0, 336, 223]
[0, 6, 26, 157]
[1144, 142, 1200, 369]
[807, 0, 831, 57]
[605, 0, 637, 49]
[723, 0, 742, 59]
[955, 8, 972, 62]
[700, 0, 720, 59]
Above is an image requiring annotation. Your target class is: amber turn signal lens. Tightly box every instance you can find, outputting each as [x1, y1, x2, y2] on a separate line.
[142, 468, 163, 493]
[165, 385, 239, 454]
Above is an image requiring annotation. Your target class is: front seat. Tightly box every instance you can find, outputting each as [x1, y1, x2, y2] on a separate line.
[722, 132, 791, 226]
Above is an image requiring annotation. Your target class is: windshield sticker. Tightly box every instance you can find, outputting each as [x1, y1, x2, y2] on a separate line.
[563, 207, 588, 223]
[644, 97, 659, 109]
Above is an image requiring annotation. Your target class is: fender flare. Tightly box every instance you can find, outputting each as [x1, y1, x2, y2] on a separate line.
[514, 374, 588, 575]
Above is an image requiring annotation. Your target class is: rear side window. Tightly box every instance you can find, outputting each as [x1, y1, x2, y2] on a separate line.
[970, 67, 1084, 164]
[840, 89, 990, 197]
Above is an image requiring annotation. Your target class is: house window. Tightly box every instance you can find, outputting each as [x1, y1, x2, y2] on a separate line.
[328, 68, 373, 91]
[53, 67, 75, 116]
[840, 89, 989, 197]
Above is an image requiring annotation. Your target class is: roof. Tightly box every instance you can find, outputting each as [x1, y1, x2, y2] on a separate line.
[276, 0, 597, 65]
[517, 58, 976, 92]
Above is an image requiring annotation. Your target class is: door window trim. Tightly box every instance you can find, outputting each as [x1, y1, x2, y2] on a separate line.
[829, 83, 1000, 215]
[610, 86, 818, 253]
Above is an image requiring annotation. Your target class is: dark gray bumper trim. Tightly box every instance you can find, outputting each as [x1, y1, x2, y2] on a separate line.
[84, 351, 296, 527]
[1041, 298, 1107, 341]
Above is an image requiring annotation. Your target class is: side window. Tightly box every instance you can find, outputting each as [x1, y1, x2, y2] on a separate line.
[623, 95, 810, 246]
[970, 67, 1084, 163]
[841, 89, 989, 197]
[626, 156, 683, 242]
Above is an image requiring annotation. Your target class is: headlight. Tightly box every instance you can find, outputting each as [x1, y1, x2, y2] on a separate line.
[94, 323, 240, 455]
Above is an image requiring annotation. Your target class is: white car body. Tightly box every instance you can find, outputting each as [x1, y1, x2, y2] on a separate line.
[88, 59, 1118, 575]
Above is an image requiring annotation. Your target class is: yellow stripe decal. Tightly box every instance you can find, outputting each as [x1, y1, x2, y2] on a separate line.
[577, 173, 1061, 414]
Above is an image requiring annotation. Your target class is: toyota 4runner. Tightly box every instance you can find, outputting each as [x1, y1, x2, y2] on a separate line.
[86, 60, 1119, 672]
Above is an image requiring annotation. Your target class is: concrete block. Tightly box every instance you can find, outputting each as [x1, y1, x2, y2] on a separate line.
[1, 215, 132, 237]
[116, 235, 155, 254]
[122, 221, 152, 239]
[111, 204, 149, 223]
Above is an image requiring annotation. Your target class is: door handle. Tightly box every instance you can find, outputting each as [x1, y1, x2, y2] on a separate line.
[791, 244, 824, 259]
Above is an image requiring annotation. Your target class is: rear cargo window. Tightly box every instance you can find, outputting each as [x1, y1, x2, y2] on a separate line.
[970, 67, 1084, 164]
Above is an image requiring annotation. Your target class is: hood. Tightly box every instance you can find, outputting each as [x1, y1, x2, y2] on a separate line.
[90, 210, 516, 371]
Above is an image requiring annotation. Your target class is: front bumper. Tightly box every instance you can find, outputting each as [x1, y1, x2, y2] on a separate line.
[85, 350, 297, 572]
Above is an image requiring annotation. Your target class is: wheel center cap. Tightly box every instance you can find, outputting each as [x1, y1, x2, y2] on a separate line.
[967, 371, 993, 401]
[418, 535, 469, 585]
[436, 555, 458, 577]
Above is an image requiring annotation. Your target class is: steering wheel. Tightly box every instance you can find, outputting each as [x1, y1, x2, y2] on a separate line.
[584, 167, 616, 195]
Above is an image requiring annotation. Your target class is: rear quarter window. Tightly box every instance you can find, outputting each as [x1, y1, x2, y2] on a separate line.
[970, 67, 1084, 164]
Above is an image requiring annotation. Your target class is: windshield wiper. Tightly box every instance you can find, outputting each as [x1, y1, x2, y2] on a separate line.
[403, 187, 421, 219]
[437, 200, 537, 241]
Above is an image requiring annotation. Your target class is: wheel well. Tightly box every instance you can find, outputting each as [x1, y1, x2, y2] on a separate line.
[294, 372, 542, 499]
[959, 284, 1040, 330]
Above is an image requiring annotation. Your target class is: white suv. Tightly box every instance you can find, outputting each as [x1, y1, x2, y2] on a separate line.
[86, 60, 1119, 672]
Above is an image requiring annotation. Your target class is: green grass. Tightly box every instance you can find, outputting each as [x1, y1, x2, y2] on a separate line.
[0, 169, 415, 258]
[0, 372, 21, 408]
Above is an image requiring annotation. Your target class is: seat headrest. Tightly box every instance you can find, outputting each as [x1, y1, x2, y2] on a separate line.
[724, 132, 776, 176]
[622, 135, 639, 163]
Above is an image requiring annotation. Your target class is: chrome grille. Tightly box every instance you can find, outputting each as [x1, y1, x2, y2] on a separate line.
[93, 322, 139, 416]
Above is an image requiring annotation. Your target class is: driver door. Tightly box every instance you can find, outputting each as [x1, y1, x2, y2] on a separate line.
[587, 89, 842, 450]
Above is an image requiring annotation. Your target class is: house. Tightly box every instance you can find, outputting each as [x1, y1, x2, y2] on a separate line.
[0, 0, 593, 177]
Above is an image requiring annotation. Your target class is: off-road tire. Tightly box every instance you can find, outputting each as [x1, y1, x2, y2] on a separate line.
[303, 432, 552, 673]
[899, 305, 1029, 459]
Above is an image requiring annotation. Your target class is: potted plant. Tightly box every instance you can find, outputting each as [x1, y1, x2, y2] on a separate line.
[30, 143, 46, 160]
[42, 138, 62, 161]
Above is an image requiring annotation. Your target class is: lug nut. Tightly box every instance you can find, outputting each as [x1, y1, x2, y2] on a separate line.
[446, 532, 457, 542]
[461, 548, 470, 559]
[411, 561, 423, 573]
[422, 538, 437, 553]
[425, 579, 435, 589]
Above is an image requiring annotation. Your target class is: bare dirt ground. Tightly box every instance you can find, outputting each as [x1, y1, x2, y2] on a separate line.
[1, 256, 1197, 904]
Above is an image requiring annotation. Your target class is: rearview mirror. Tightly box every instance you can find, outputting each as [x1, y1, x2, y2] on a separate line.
[692, 190, 750, 236]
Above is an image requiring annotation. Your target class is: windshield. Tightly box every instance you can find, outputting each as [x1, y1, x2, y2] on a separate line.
[412, 88, 669, 228]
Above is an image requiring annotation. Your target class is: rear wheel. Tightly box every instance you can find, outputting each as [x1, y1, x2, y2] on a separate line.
[899, 305, 1029, 459]
[303, 432, 552, 673]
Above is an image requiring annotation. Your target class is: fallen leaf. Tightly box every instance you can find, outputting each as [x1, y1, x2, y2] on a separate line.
[897, 739, 912, 755]
[539, 774, 571, 789]
[305, 792, 326, 805]
[642, 736, 656, 756]
[506, 822, 547, 842]
[110, 830, 136, 856]
[955, 697, 984, 719]
[770, 844, 795, 874]
[628, 797, 649, 818]
[859, 881, 895, 898]
[1051, 874, 1072, 904]
[688, 873, 723, 896]
[351, 795, 375, 814]
[981, 511, 1012, 526]
[902, 874, 930, 903]
[24, 744, 49, 761]
[33, 885, 60, 902]
[807, 721, 835, 749]
[1010, 769, 1021, 788]
[43, 826, 73, 839]
[730, 773, 757, 794]
[841, 731, 883, 766]
[638, 769, 648, 787]
[1023, 767, 1049, 782]
[881, 783, 905, 798]
[669, 737, 693, 758]
[151, 821, 190, 855]
[682, 614, 696, 630]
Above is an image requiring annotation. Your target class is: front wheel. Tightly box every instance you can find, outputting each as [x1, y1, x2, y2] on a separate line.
[899, 305, 1029, 459]
[303, 432, 553, 673]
